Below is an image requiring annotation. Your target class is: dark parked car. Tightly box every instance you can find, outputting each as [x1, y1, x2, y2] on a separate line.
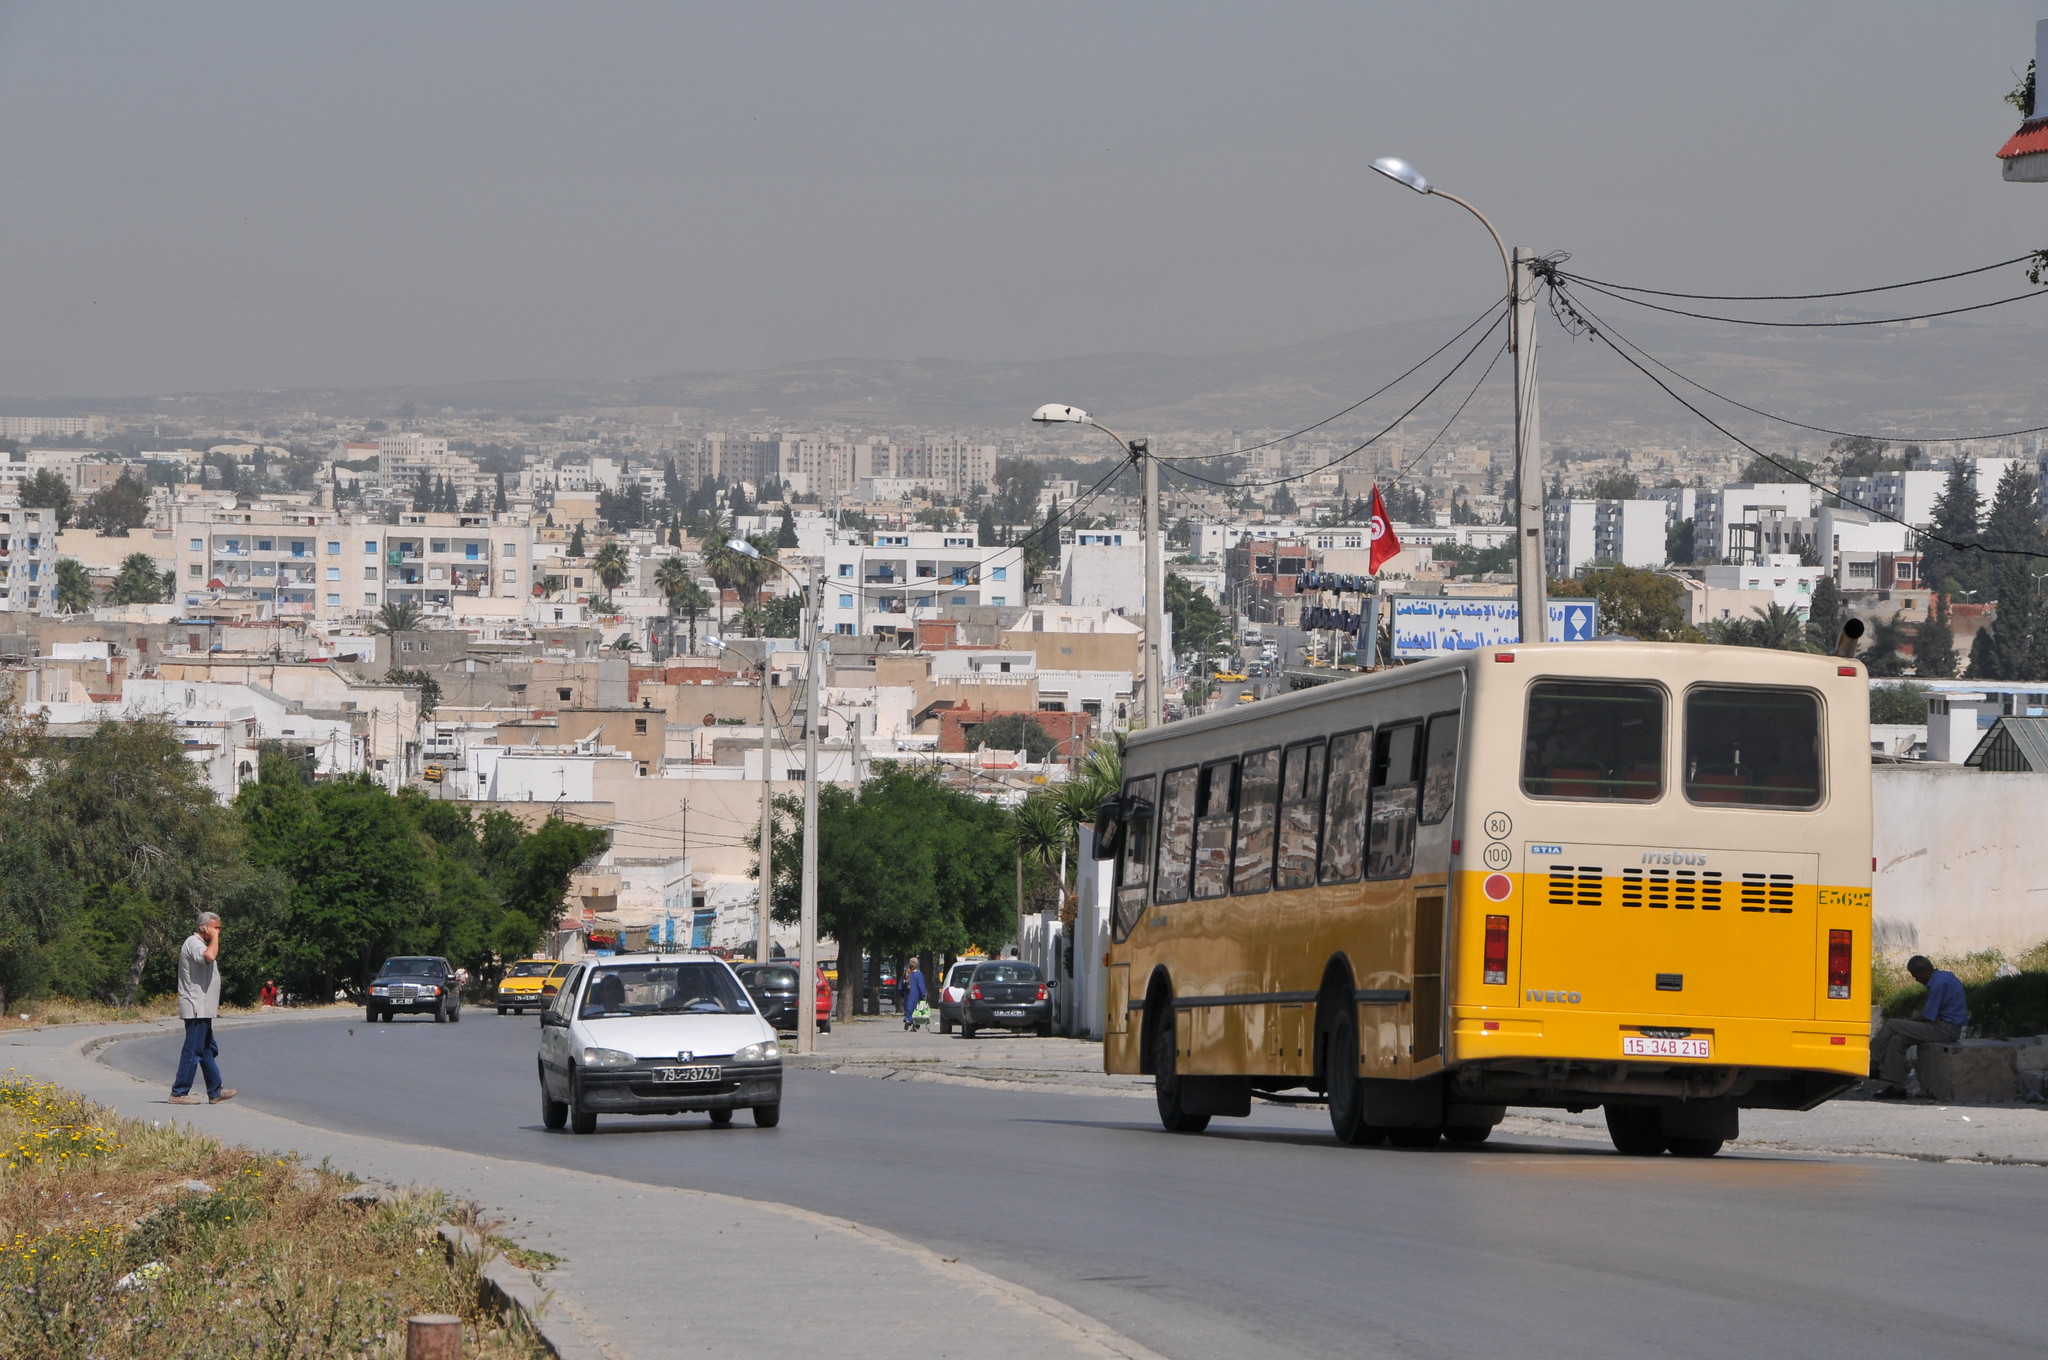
[734, 963, 832, 1034]
[367, 956, 461, 1023]
[958, 960, 1053, 1038]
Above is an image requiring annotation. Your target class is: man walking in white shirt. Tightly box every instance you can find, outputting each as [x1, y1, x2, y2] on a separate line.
[169, 911, 236, 1106]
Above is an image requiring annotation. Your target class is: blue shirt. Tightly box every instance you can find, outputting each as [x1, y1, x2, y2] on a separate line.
[903, 970, 928, 1009]
[1922, 970, 1968, 1029]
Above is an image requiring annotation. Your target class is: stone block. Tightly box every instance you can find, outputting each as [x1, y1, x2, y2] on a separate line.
[2020, 1070, 2045, 1100]
[2010, 1038, 2048, 1075]
[1916, 1042, 2021, 1102]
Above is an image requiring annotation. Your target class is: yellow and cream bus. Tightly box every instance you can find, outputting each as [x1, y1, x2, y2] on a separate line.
[1094, 642, 1872, 1157]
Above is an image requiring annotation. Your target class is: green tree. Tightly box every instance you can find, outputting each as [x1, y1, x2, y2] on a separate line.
[1738, 454, 1815, 485]
[990, 459, 1046, 528]
[1165, 572, 1229, 666]
[567, 521, 587, 558]
[1664, 518, 1696, 566]
[968, 712, 1058, 762]
[591, 538, 630, 593]
[1913, 597, 1957, 679]
[1804, 576, 1844, 650]
[52, 558, 93, 613]
[654, 556, 711, 653]
[1550, 565, 1692, 641]
[777, 504, 801, 547]
[975, 505, 998, 546]
[1270, 483, 1298, 516]
[78, 472, 152, 536]
[1919, 462, 1985, 600]
[1828, 435, 1897, 479]
[1588, 472, 1641, 500]
[18, 470, 75, 530]
[1868, 682, 1929, 724]
[1862, 612, 1910, 677]
[383, 667, 442, 718]
[105, 552, 174, 606]
[737, 594, 803, 639]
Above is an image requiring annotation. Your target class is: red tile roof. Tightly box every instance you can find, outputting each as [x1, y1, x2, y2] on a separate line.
[1996, 120, 2048, 159]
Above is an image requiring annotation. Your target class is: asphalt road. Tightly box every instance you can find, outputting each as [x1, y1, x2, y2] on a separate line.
[110, 1013, 2044, 1360]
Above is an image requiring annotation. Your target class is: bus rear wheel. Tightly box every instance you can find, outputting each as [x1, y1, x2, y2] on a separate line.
[1323, 1009, 1385, 1147]
[1152, 1014, 1210, 1134]
[1666, 1136, 1724, 1158]
[1604, 1105, 1667, 1156]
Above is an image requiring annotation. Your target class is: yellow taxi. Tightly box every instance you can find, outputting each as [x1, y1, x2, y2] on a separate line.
[1213, 670, 1248, 683]
[496, 957, 566, 1015]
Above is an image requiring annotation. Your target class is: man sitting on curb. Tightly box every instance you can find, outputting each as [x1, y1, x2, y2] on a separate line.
[1867, 956, 1968, 1100]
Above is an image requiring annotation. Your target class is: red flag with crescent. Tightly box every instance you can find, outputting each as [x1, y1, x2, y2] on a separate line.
[1368, 484, 1401, 574]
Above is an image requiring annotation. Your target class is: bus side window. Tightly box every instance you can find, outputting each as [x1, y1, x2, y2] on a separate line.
[1277, 741, 1326, 890]
[1420, 711, 1460, 825]
[1153, 767, 1199, 905]
[1192, 759, 1237, 900]
[1319, 728, 1373, 884]
[1231, 748, 1281, 895]
[1366, 723, 1421, 880]
[1113, 775, 1156, 940]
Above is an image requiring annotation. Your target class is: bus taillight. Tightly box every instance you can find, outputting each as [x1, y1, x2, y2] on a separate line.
[1483, 915, 1509, 985]
[1827, 929, 1852, 999]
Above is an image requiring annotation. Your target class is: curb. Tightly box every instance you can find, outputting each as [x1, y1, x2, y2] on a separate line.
[438, 1224, 608, 1360]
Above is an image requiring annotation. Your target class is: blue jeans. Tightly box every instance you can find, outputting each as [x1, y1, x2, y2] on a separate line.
[172, 1018, 221, 1099]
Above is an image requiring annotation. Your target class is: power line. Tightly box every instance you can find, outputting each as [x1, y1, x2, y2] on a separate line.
[1169, 300, 1508, 461]
[1555, 274, 2048, 330]
[1154, 309, 1510, 490]
[1386, 338, 1509, 485]
[1556, 253, 2041, 302]
[1542, 280, 2048, 564]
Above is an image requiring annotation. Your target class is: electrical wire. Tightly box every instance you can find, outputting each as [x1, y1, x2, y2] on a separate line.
[1385, 337, 1508, 485]
[1155, 309, 1510, 490]
[1543, 279, 2048, 564]
[1167, 299, 1508, 460]
[1555, 254, 2041, 302]
[1549, 298, 2048, 447]
[1558, 275, 2048, 329]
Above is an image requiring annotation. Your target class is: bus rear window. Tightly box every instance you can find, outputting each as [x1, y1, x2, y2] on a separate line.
[1522, 681, 1664, 801]
[1685, 686, 1823, 808]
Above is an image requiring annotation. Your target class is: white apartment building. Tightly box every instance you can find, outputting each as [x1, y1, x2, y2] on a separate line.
[375, 434, 493, 503]
[0, 417, 104, 441]
[819, 531, 1020, 635]
[1693, 484, 1814, 563]
[1699, 556, 1829, 617]
[0, 504, 62, 613]
[1816, 504, 1912, 581]
[1544, 498, 1668, 576]
[379, 512, 537, 613]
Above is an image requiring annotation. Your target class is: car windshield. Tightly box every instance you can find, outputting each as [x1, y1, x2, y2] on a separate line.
[580, 963, 754, 1018]
[380, 959, 440, 976]
[508, 961, 554, 978]
[736, 966, 798, 991]
[973, 963, 1042, 984]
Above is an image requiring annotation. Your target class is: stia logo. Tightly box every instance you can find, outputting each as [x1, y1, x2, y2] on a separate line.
[1526, 988, 1582, 1004]
[1641, 851, 1708, 866]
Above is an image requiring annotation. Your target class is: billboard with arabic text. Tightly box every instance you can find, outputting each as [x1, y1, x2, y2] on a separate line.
[1388, 596, 1599, 659]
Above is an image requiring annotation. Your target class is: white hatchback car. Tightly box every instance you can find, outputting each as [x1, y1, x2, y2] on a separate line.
[538, 952, 783, 1134]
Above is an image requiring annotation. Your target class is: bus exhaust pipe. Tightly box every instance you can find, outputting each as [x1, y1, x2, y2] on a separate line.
[1834, 617, 1865, 659]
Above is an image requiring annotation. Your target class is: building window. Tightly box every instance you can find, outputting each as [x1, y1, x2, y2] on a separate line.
[365, 541, 378, 555]
[327, 594, 341, 607]
[188, 563, 203, 577]
[189, 538, 203, 552]
[431, 540, 448, 554]
[503, 569, 518, 583]
[326, 567, 340, 581]
[365, 592, 378, 605]
[465, 543, 480, 560]
[365, 566, 379, 580]
[838, 563, 853, 578]
[839, 594, 853, 608]
[328, 541, 341, 555]
[257, 540, 273, 552]
[951, 596, 967, 606]
[990, 567, 1006, 581]
[634, 718, 648, 734]
[291, 541, 307, 557]
[991, 596, 1006, 606]
[558, 688, 573, 702]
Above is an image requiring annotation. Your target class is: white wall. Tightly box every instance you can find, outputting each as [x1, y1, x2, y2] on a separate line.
[1872, 765, 2048, 956]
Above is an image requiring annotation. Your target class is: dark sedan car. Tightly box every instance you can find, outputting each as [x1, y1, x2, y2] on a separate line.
[734, 963, 832, 1034]
[367, 956, 461, 1023]
[958, 961, 1053, 1038]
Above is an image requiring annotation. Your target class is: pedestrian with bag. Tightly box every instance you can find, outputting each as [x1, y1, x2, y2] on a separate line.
[901, 956, 928, 1032]
[169, 911, 235, 1106]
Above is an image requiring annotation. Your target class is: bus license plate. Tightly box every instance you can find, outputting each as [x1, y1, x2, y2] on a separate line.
[1623, 1036, 1710, 1059]
[653, 1065, 721, 1083]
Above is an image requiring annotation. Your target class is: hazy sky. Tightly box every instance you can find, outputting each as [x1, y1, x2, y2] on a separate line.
[1, 2, 2042, 400]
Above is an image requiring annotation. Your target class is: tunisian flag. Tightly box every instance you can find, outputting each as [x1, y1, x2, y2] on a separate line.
[1367, 484, 1402, 574]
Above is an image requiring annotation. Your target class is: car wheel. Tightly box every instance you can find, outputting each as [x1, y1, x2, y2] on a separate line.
[819, 1017, 830, 1034]
[540, 1073, 567, 1131]
[1323, 1007, 1385, 1147]
[708, 1108, 734, 1127]
[568, 1071, 597, 1135]
[752, 1103, 781, 1128]
[1152, 1012, 1210, 1134]
[1666, 1136, 1724, 1158]
[1387, 1126, 1441, 1148]
[938, 1015, 952, 1034]
[497, 1006, 507, 1016]
[1442, 1125, 1493, 1145]
[1604, 1105, 1667, 1157]
[449, 1004, 461, 1024]
[1035, 1021, 1053, 1038]
[959, 1022, 977, 1039]
[366, 1005, 380, 1023]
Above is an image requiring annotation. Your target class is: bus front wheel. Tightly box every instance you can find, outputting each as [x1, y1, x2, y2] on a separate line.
[1604, 1105, 1667, 1156]
[1323, 1010, 1386, 1147]
[1152, 1015, 1211, 1135]
[1666, 1136, 1724, 1158]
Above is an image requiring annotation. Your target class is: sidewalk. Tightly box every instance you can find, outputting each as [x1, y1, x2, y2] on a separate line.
[4, 1011, 1164, 1360]
[802, 1015, 2048, 1166]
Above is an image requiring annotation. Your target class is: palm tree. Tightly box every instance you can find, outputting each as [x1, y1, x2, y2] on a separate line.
[52, 558, 93, 614]
[703, 519, 779, 636]
[372, 599, 423, 634]
[1011, 794, 1068, 943]
[653, 556, 712, 654]
[591, 539, 630, 594]
[1752, 602, 1812, 652]
[106, 551, 172, 606]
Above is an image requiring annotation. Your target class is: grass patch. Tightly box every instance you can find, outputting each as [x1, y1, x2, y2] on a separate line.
[0, 1073, 548, 1359]
[1872, 941, 2048, 1038]
[0, 1001, 346, 1033]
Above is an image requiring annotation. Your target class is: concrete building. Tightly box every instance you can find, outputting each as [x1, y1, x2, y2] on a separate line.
[819, 532, 1019, 636]
[1693, 484, 1814, 563]
[0, 504, 62, 614]
[1699, 556, 1829, 617]
[1544, 498, 1668, 576]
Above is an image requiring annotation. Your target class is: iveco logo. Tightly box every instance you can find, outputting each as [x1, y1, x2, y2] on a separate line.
[1641, 851, 1708, 866]
[1527, 988, 1583, 1004]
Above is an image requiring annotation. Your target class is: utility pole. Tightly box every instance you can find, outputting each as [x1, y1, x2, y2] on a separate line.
[1138, 436, 1164, 728]
[795, 568, 824, 1056]
[1512, 245, 1546, 643]
[755, 643, 774, 965]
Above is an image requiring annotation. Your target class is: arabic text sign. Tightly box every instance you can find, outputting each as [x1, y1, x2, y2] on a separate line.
[1389, 597, 1599, 658]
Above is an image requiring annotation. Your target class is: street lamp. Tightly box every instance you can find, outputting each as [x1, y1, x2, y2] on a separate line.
[1031, 405, 1166, 728]
[1370, 155, 1546, 642]
[725, 537, 826, 1055]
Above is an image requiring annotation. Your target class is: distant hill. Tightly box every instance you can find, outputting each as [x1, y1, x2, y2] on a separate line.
[22, 306, 2048, 447]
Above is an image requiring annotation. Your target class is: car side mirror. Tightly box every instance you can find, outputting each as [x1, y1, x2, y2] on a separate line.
[1046, 978, 1059, 989]
[540, 1009, 566, 1028]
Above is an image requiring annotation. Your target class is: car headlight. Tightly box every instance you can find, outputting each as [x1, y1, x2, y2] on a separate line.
[580, 1047, 637, 1069]
[732, 1040, 780, 1063]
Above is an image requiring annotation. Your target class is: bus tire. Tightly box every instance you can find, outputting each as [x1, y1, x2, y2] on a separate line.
[1666, 1136, 1724, 1158]
[1604, 1104, 1667, 1156]
[1323, 1009, 1385, 1147]
[1387, 1126, 1441, 1149]
[1152, 1013, 1211, 1134]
